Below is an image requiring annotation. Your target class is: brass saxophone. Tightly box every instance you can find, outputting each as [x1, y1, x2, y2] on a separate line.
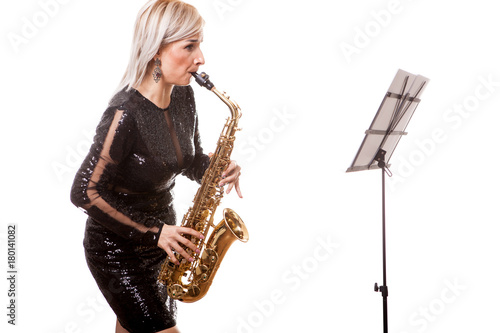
[158, 72, 249, 303]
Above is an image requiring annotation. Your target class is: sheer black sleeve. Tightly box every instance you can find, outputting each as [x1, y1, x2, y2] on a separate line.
[70, 108, 163, 246]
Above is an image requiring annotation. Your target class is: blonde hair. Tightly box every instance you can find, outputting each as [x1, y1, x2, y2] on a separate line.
[117, 0, 204, 92]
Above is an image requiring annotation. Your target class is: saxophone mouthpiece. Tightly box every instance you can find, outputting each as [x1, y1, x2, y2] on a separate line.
[191, 72, 214, 90]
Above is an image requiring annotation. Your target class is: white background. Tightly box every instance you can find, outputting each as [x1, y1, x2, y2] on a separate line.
[1, 0, 499, 332]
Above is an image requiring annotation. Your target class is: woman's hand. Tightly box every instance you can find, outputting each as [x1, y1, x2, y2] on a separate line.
[157, 225, 204, 265]
[208, 153, 243, 198]
[220, 160, 243, 198]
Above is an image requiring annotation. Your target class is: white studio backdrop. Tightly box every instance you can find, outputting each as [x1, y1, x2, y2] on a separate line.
[1, 0, 499, 332]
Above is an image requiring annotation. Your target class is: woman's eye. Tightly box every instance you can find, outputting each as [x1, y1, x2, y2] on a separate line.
[185, 44, 194, 51]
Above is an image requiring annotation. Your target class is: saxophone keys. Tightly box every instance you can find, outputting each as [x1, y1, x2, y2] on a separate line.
[195, 264, 209, 275]
[200, 209, 212, 221]
[192, 264, 209, 282]
[202, 248, 218, 266]
[201, 250, 208, 262]
[168, 284, 185, 299]
[187, 285, 201, 297]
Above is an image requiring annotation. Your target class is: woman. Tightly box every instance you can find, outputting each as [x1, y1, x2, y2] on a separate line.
[70, 1, 242, 332]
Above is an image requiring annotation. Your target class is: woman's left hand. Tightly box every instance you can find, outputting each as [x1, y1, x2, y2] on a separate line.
[220, 160, 243, 198]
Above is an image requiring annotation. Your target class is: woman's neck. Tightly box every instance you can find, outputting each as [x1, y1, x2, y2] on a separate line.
[136, 79, 174, 109]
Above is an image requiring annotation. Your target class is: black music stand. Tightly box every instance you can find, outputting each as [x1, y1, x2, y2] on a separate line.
[346, 69, 430, 333]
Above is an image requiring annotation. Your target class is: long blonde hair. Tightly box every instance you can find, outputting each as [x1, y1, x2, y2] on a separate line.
[117, 0, 204, 92]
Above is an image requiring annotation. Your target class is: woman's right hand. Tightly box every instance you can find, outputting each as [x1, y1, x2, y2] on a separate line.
[157, 225, 204, 265]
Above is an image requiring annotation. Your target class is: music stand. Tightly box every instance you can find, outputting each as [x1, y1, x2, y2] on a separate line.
[346, 69, 430, 333]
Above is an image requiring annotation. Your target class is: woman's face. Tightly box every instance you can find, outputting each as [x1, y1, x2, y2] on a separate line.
[158, 34, 205, 86]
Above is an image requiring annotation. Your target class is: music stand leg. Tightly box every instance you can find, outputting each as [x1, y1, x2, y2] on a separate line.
[374, 149, 389, 333]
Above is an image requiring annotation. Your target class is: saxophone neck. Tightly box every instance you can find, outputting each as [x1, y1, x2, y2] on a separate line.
[212, 88, 241, 122]
[191, 72, 241, 121]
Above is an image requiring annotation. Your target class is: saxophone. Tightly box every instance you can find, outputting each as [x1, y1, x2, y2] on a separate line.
[158, 72, 249, 303]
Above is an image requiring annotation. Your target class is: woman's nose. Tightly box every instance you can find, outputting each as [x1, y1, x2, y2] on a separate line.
[194, 50, 205, 65]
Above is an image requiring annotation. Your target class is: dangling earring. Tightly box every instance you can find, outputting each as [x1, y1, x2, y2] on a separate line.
[153, 58, 162, 83]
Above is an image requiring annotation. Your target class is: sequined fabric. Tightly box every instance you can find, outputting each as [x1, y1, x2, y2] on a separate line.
[70, 85, 210, 332]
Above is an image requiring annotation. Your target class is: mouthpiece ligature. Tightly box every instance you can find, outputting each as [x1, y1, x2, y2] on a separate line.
[191, 72, 214, 90]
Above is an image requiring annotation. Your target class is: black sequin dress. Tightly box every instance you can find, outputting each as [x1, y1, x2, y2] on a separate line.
[70, 85, 210, 333]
